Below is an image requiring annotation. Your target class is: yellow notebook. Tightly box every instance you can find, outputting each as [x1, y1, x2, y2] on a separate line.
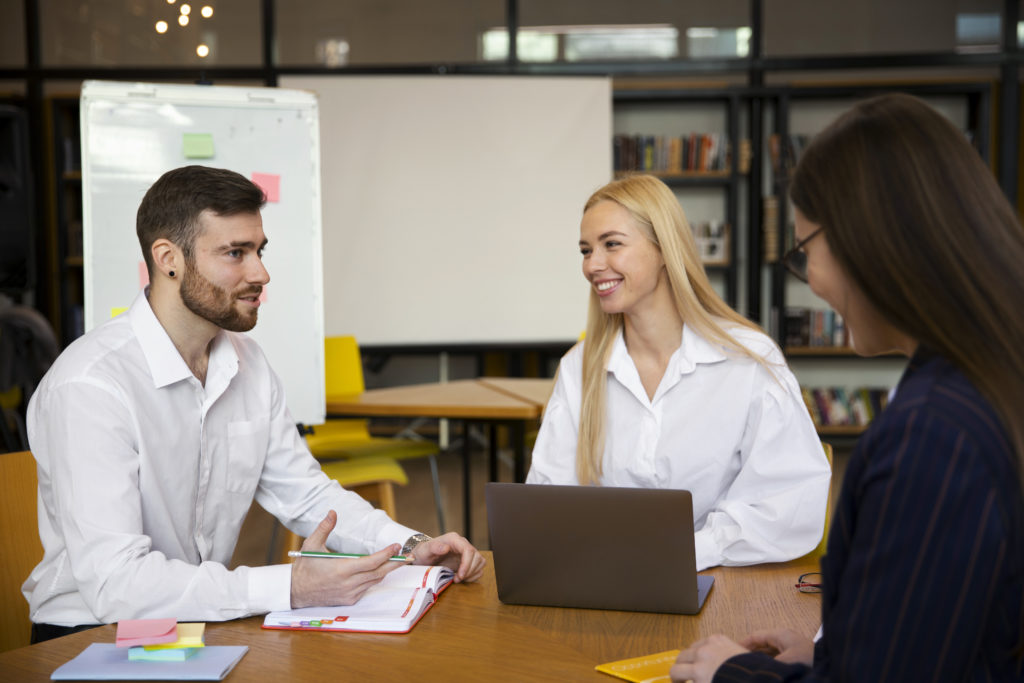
[595, 649, 680, 683]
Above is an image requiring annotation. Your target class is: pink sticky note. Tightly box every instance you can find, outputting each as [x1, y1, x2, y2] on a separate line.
[251, 172, 280, 203]
[259, 287, 268, 304]
[115, 618, 177, 648]
[138, 261, 150, 289]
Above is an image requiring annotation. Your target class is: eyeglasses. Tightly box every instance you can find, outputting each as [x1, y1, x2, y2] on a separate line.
[782, 227, 824, 283]
[795, 572, 822, 594]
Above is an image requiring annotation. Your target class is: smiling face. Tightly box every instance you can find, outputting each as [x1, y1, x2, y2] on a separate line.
[179, 209, 270, 332]
[579, 200, 672, 320]
[793, 207, 913, 356]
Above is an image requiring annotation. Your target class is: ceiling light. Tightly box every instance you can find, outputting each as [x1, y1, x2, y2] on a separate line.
[155, 20, 168, 33]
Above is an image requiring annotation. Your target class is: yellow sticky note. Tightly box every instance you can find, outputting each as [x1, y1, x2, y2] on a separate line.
[183, 133, 215, 159]
[595, 649, 679, 682]
[143, 622, 206, 650]
[110, 307, 128, 318]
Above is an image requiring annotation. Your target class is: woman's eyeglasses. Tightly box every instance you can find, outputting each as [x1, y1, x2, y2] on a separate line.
[782, 227, 824, 283]
[795, 572, 822, 594]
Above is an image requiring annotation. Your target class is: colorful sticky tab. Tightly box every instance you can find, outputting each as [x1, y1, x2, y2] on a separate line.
[251, 172, 280, 202]
[110, 307, 128, 318]
[138, 260, 150, 289]
[183, 133, 215, 159]
[115, 618, 177, 648]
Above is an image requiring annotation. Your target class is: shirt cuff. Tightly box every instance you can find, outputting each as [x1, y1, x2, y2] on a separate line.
[374, 519, 421, 551]
[247, 563, 293, 613]
[694, 528, 720, 571]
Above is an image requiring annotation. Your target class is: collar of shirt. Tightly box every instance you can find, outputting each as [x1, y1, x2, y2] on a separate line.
[606, 324, 728, 407]
[128, 289, 239, 398]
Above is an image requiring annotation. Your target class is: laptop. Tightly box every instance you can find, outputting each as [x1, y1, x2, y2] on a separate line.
[485, 482, 714, 614]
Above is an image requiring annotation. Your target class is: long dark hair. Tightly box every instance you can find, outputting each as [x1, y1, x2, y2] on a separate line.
[790, 92, 1024, 489]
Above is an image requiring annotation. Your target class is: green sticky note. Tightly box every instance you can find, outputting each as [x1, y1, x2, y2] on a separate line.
[128, 646, 200, 661]
[183, 133, 215, 159]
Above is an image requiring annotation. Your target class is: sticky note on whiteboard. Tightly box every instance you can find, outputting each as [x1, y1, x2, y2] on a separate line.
[183, 133, 215, 159]
[251, 172, 280, 202]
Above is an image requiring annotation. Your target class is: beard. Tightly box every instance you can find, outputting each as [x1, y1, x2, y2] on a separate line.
[180, 258, 261, 333]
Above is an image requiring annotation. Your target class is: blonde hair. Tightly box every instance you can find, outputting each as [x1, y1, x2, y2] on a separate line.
[576, 174, 769, 484]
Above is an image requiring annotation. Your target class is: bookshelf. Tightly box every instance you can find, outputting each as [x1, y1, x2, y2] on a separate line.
[762, 81, 992, 351]
[612, 88, 745, 311]
[45, 96, 84, 345]
[756, 82, 992, 436]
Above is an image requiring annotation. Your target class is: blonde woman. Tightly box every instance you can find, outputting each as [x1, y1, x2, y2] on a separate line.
[526, 174, 830, 571]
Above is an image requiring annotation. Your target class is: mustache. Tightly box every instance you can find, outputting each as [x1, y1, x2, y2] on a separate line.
[236, 286, 263, 297]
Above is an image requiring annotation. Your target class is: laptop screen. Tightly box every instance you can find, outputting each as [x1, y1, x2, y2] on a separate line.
[485, 483, 713, 614]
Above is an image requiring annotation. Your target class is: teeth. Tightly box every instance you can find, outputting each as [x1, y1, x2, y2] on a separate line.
[596, 281, 618, 291]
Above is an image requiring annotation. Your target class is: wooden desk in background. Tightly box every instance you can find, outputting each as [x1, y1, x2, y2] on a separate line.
[326, 379, 554, 541]
[0, 553, 821, 682]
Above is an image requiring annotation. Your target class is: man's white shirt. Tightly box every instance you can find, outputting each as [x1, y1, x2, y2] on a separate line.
[24, 290, 416, 626]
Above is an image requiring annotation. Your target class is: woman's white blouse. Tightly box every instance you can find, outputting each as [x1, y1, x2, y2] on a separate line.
[527, 325, 831, 571]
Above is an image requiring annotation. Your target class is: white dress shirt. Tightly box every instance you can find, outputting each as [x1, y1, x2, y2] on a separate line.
[24, 290, 417, 626]
[527, 324, 830, 571]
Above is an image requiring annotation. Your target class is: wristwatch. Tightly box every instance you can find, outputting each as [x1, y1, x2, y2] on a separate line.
[401, 533, 433, 557]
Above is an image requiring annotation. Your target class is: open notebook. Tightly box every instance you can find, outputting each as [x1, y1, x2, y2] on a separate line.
[262, 564, 454, 634]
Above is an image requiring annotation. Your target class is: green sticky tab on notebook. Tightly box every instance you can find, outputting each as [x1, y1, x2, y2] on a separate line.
[183, 133, 215, 159]
[128, 646, 200, 661]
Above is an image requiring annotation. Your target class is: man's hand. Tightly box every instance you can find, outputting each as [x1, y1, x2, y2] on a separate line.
[740, 628, 814, 665]
[289, 510, 407, 608]
[670, 634, 748, 683]
[408, 532, 486, 583]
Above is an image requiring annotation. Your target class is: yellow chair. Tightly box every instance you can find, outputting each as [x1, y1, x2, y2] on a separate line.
[305, 336, 446, 531]
[800, 442, 834, 561]
[0, 450, 44, 652]
[0, 386, 27, 452]
[277, 455, 408, 564]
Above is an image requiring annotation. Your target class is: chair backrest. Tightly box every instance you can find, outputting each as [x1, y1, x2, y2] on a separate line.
[324, 336, 365, 397]
[0, 450, 43, 652]
[803, 442, 835, 561]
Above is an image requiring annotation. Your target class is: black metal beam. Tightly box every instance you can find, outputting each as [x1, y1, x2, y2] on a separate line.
[262, 0, 276, 86]
[23, 0, 45, 309]
[506, 0, 518, 67]
[998, 0, 1019, 204]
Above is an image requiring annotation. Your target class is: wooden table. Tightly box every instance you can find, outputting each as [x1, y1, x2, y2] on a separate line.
[0, 553, 822, 682]
[326, 379, 553, 541]
[476, 377, 555, 409]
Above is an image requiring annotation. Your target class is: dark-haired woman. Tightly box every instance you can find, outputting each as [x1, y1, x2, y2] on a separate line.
[672, 93, 1024, 682]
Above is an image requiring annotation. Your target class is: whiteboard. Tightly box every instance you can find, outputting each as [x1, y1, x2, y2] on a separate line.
[80, 81, 325, 425]
[281, 75, 611, 347]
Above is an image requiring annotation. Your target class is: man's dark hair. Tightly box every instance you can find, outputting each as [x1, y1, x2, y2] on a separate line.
[136, 165, 266, 275]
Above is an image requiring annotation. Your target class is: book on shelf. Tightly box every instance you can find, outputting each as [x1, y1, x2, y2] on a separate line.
[763, 196, 780, 262]
[768, 132, 811, 184]
[262, 564, 454, 634]
[801, 386, 891, 428]
[692, 220, 730, 266]
[784, 307, 849, 348]
[612, 132, 737, 175]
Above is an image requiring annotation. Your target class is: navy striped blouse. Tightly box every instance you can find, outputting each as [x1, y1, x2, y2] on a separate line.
[715, 348, 1024, 682]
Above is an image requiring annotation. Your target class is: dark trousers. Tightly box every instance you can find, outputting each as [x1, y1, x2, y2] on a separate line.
[30, 622, 101, 644]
